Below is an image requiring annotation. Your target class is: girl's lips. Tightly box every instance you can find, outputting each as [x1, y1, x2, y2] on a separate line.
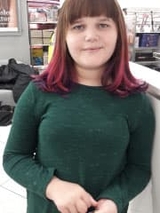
[84, 47, 101, 50]
[83, 47, 102, 51]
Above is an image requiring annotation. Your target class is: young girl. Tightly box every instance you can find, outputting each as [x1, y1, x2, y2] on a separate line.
[3, 0, 155, 213]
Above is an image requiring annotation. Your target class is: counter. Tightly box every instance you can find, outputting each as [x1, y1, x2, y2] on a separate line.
[128, 62, 160, 213]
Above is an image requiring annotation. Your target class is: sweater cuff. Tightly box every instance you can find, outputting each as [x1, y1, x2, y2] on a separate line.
[96, 187, 125, 213]
[39, 167, 56, 199]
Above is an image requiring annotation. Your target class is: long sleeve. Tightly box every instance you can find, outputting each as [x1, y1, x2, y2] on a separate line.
[97, 94, 155, 212]
[3, 83, 56, 198]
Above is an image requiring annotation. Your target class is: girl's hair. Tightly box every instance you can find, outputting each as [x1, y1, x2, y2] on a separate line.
[33, 0, 147, 97]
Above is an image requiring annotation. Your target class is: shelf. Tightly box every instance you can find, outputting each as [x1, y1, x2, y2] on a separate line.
[136, 32, 160, 34]
[31, 44, 50, 47]
[27, 0, 59, 67]
[135, 47, 159, 51]
[30, 22, 57, 30]
[32, 64, 48, 73]
[27, 0, 60, 8]
[30, 21, 57, 24]
[135, 61, 160, 65]
[33, 64, 48, 69]
[153, 52, 160, 60]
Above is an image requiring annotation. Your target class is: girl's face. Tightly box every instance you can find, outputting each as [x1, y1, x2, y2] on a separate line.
[66, 16, 118, 75]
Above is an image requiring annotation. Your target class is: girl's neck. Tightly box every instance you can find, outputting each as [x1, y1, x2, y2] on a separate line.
[74, 67, 103, 86]
[75, 76, 102, 86]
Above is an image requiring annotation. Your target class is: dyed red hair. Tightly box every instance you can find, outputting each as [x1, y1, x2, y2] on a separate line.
[33, 0, 147, 97]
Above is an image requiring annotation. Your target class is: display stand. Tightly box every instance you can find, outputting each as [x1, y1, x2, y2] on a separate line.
[123, 7, 160, 71]
[27, 0, 60, 71]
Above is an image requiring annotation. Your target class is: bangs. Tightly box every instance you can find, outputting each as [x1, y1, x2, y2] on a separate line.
[61, 0, 119, 24]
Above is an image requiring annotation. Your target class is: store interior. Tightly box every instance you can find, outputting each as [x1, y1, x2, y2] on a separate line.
[28, 1, 160, 72]
[0, 0, 160, 68]
[0, 1, 160, 213]
[22, 0, 160, 71]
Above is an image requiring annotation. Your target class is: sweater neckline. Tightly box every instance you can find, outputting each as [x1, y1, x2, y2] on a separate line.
[72, 82, 103, 90]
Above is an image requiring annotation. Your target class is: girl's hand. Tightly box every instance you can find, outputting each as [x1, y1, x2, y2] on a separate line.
[46, 176, 97, 213]
[94, 199, 118, 213]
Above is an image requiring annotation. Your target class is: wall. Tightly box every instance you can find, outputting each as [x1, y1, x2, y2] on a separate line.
[0, 0, 30, 64]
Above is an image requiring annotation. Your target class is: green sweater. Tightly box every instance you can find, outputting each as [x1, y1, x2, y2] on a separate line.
[3, 82, 155, 213]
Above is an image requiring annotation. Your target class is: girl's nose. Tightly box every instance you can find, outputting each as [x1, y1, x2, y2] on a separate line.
[84, 28, 99, 42]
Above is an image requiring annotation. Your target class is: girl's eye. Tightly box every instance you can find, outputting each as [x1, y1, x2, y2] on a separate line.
[72, 25, 84, 31]
[99, 23, 109, 29]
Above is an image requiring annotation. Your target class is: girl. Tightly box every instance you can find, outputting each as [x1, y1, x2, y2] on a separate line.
[3, 1, 155, 213]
